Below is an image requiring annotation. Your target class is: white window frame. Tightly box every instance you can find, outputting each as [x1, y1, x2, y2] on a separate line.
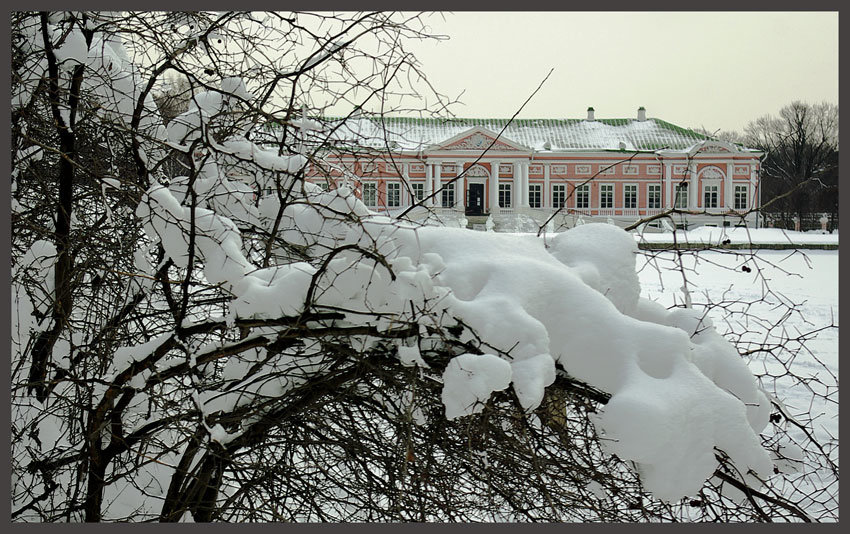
[528, 183, 542, 208]
[552, 184, 566, 208]
[499, 183, 512, 208]
[674, 183, 688, 209]
[441, 183, 455, 207]
[600, 184, 614, 209]
[362, 182, 378, 207]
[623, 165, 639, 175]
[575, 184, 589, 209]
[623, 184, 638, 209]
[647, 184, 661, 209]
[734, 184, 748, 210]
[411, 182, 425, 202]
[386, 182, 401, 207]
[703, 183, 719, 209]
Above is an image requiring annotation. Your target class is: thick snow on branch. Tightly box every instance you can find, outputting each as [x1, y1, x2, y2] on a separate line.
[133, 159, 774, 501]
[388, 223, 772, 501]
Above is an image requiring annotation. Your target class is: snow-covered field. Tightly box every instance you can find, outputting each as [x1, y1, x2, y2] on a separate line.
[636, 248, 838, 421]
[636, 247, 838, 518]
[637, 227, 839, 246]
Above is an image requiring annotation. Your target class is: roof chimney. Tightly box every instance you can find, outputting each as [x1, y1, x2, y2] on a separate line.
[637, 106, 646, 121]
[586, 107, 595, 121]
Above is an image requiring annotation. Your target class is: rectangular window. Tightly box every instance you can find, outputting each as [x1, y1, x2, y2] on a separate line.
[499, 183, 512, 208]
[318, 181, 330, 191]
[624, 184, 637, 209]
[528, 184, 542, 208]
[575, 184, 589, 209]
[648, 184, 661, 209]
[704, 184, 718, 208]
[600, 184, 614, 209]
[441, 184, 455, 207]
[362, 182, 377, 206]
[734, 185, 748, 210]
[411, 183, 424, 202]
[674, 183, 688, 208]
[386, 182, 400, 207]
[552, 184, 566, 208]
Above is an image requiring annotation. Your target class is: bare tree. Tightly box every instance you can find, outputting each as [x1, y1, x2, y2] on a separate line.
[11, 11, 837, 523]
[744, 101, 839, 230]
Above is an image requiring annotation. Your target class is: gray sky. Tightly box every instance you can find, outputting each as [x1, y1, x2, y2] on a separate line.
[402, 11, 838, 134]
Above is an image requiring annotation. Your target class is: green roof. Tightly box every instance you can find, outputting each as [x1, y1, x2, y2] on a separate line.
[321, 115, 713, 152]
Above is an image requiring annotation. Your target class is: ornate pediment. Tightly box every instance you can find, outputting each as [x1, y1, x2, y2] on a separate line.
[689, 140, 741, 155]
[443, 132, 518, 151]
[696, 144, 732, 154]
[431, 126, 530, 153]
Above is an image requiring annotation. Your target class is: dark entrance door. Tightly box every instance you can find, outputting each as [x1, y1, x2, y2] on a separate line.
[466, 183, 484, 215]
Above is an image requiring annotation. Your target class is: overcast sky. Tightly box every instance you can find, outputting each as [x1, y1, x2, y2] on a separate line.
[401, 11, 838, 134]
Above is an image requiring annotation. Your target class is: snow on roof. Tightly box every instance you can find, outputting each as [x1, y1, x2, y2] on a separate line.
[316, 116, 727, 153]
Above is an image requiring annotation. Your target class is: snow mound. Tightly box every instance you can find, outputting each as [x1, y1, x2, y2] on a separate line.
[387, 222, 773, 501]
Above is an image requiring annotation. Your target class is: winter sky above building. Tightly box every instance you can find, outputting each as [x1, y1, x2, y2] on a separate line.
[388, 11, 838, 134]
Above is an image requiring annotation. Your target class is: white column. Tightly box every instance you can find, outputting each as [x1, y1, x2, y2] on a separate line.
[434, 162, 443, 207]
[664, 162, 672, 208]
[688, 161, 697, 208]
[455, 162, 463, 209]
[489, 161, 500, 211]
[543, 163, 550, 208]
[725, 162, 734, 209]
[511, 161, 522, 208]
[424, 161, 433, 207]
[521, 161, 530, 208]
[750, 163, 758, 210]
[400, 162, 408, 206]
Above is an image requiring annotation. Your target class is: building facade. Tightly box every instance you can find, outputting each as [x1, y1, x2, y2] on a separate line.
[306, 108, 762, 229]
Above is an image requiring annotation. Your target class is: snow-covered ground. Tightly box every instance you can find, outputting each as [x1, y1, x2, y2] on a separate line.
[636, 247, 838, 518]
[636, 227, 839, 246]
[636, 248, 838, 407]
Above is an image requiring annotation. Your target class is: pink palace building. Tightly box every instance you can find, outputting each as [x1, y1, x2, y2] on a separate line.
[306, 107, 763, 230]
